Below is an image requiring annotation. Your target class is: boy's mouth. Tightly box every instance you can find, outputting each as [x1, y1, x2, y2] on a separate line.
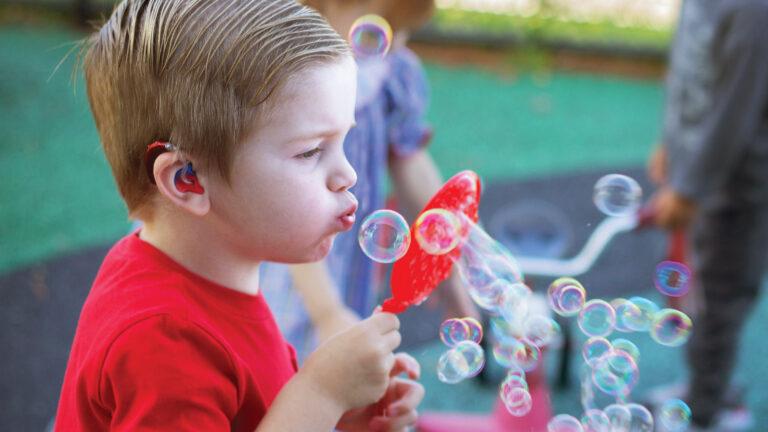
[337, 201, 358, 230]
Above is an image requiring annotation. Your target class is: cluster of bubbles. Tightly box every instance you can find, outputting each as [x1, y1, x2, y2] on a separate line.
[358, 173, 695, 429]
[410, 210, 561, 416]
[436, 340, 485, 384]
[436, 317, 485, 384]
[440, 317, 483, 347]
[593, 174, 642, 217]
[552, 171, 694, 432]
[348, 14, 393, 58]
[358, 207, 465, 264]
[559, 285, 694, 430]
[608, 296, 693, 347]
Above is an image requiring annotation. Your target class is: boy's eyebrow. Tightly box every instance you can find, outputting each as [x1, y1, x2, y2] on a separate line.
[288, 122, 357, 142]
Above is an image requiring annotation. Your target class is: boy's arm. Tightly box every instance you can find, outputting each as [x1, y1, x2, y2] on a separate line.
[389, 150, 480, 320]
[254, 371, 345, 432]
[257, 314, 405, 432]
[288, 262, 359, 342]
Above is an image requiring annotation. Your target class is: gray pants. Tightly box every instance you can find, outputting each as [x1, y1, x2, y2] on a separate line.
[686, 199, 768, 426]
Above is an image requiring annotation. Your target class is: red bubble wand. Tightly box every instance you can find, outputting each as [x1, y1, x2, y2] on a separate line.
[380, 171, 482, 314]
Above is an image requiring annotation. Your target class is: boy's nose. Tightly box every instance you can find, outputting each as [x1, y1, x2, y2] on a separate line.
[328, 156, 357, 192]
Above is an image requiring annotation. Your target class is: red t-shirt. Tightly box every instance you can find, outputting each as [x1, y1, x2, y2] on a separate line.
[55, 232, 298, 431]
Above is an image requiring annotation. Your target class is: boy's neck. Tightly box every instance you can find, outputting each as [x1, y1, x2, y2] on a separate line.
[139, 214, 262, 296]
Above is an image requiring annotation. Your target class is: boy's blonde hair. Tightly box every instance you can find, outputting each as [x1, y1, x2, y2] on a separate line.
[84, 0, 349, 220]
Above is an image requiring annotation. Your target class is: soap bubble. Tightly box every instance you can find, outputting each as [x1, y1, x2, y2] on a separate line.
[578, 300, 616, 338]
[454, 340, 485, 378]
[436, 340, 485, 383]
[548, 277, 587, 317]
[436, 349, 466, 384]
[524, 315, 561, 348]
[548, 414, 585, 432]
[414, 208, 462, 255]
[626, 403, 654, 432]
[604, 404, 631, 432]
[439, 318, 470, 347]
[581, 409, 610, 432]
[500, 368, 532, 416]
[623, 297, 659, 332]
[582, 337, 612, 367]
[358, 209, 410, 263]
[511, 337, 542, 372]
[654, 261, 692, 297]
[492, 341, 517, 368]
[593, 174, 642, 217]
[494, 337, 540, 371]
[650, 309, 692, 347]
[501, 385, 533, 417]
[348, 14, 393, 58]
[463, 317, 484, 344]
[659, 399, 691, 432]
[592, 350, 639, 396]
[611, 338, 640, 364]
[613, 298, 641, 333]
[501, 370, 529, 392]
[499, 282, 533, 323]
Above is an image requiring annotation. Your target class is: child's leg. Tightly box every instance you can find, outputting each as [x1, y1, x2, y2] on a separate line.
[685, 201, 768, 426]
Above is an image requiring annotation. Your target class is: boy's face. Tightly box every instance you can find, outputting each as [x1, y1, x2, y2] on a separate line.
[206, 56, 359, 263]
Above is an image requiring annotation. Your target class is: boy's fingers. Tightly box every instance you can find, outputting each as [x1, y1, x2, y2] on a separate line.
[386, 379, 425, 414]
[367, 312, 400, 333]
[381, 329, 402, 352]
[369, 409, 419, 431]
[390, 353, 421, 379]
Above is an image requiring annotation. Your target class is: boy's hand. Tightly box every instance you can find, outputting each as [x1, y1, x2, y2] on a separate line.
[316, 306, 359, 343]
[337, 353, 425, 432]
[301, 312, 402, 412]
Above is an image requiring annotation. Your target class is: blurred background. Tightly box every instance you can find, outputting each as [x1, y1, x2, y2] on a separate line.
[1, 0, 766, 430]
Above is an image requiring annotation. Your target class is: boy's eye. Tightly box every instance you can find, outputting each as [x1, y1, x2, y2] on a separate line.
[297, 148, 322, 159]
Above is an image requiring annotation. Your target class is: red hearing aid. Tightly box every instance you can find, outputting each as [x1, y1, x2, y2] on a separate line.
[144, 141, 205, 194]
[174, 163, 205, 194]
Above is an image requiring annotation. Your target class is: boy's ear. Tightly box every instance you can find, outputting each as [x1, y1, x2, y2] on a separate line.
[152, 152, 210, 217]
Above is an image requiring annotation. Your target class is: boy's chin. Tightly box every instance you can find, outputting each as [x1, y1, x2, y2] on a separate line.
[277, 235, 336, 264]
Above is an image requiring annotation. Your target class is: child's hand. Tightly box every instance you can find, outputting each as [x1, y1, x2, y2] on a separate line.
[301, 312, 402, 412]
[337, 353, 425, 432]
[316, 306, 360, 343]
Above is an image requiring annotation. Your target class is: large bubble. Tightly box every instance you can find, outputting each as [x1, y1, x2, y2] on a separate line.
[659, 399, 691, 432]
[593, 174, 642, 217]
[654, 261, 692, 297]
[548, 277, 587, 317]
[650, 308, 692, 347]
[548, 414, 585, 432]
[414, 208, 462, 255]
[348, 14, 393, 58]
[578, 300, 616, 338]
[358, 209, 410, 263]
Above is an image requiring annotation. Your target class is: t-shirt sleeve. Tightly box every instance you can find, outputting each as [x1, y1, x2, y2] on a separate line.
[98, 315, 240, 431]
[385, 48, 434, 158]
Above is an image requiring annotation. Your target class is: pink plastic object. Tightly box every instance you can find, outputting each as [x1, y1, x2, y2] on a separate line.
[381, 171, 481, 313]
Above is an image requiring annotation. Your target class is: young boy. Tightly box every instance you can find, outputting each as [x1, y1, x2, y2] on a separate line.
[55, 0, 423, 430]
